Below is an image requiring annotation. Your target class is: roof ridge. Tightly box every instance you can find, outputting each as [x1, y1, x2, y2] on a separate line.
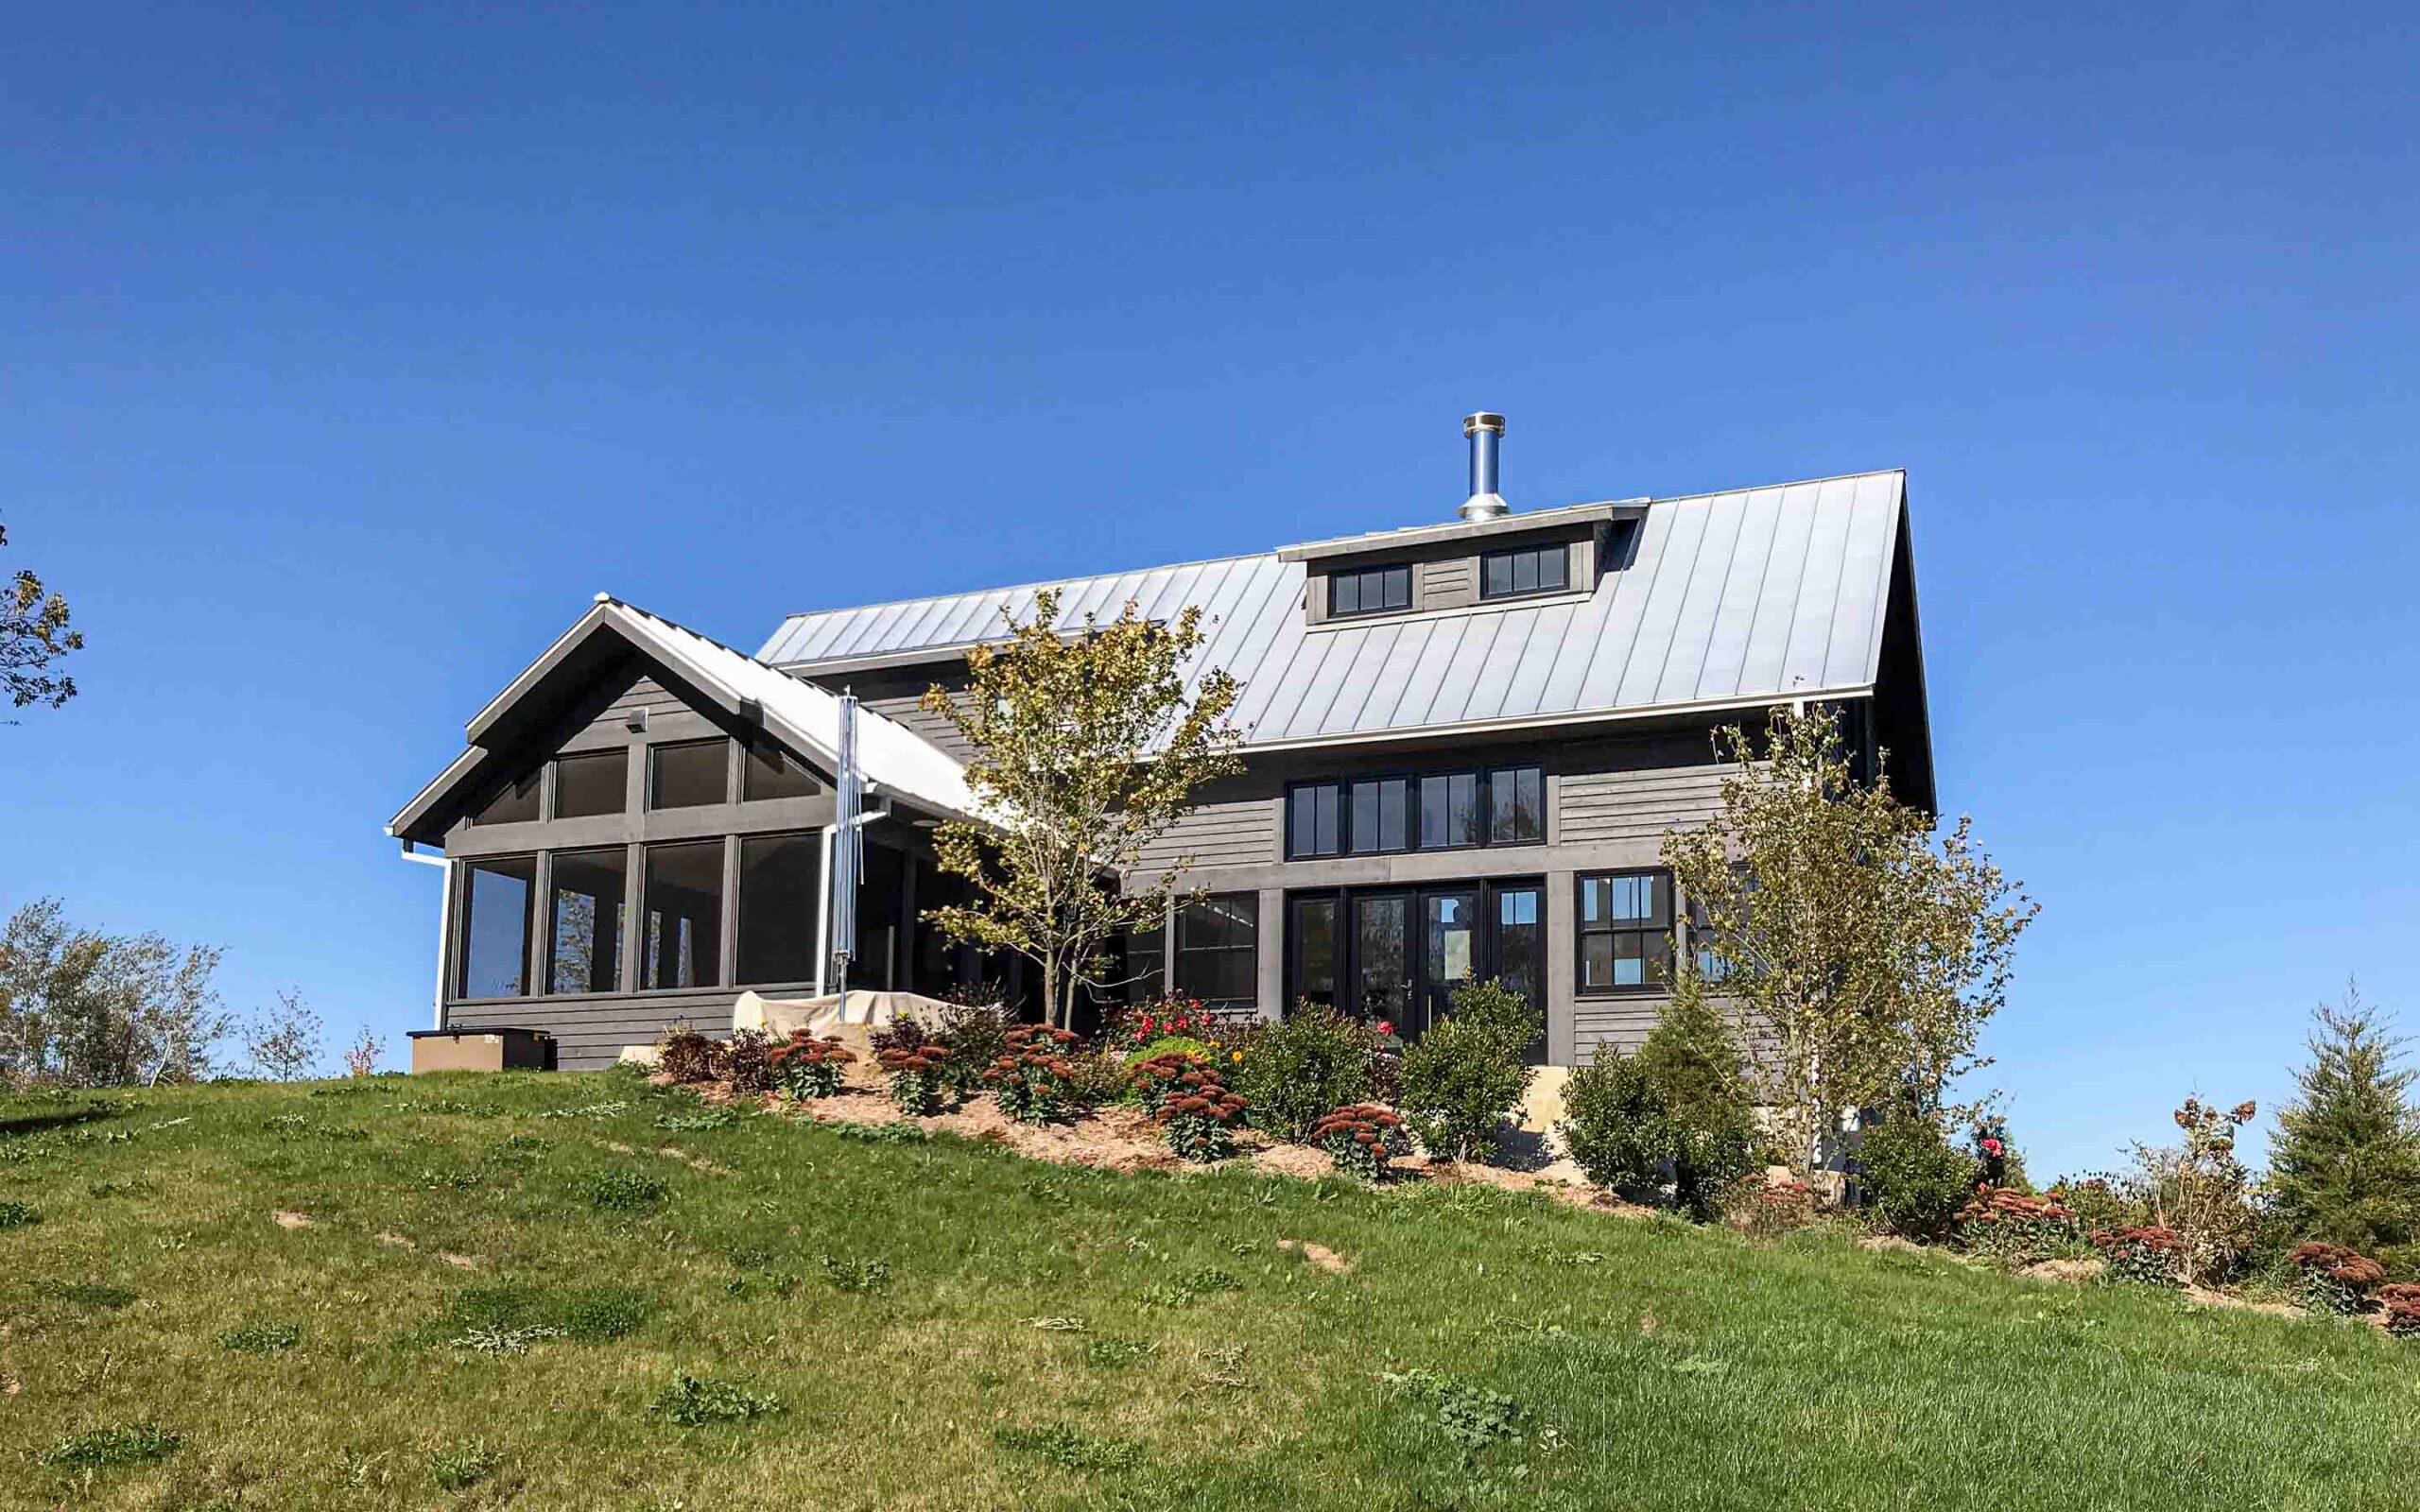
[766, 548, 1283, 627]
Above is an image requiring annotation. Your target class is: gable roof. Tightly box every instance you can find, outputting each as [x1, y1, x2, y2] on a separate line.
[388, 595, 976, 844]
[759, 469, 1913, 749]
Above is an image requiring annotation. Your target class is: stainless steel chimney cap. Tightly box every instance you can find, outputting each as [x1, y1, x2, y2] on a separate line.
[1462, 411, 1507, 437]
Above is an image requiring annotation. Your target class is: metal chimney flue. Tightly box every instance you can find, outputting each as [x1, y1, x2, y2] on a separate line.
[1460, 411, 1509, 521]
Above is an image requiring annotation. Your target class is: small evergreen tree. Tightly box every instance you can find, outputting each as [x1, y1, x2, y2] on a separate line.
[2269, 983, 2420, 1276]
[1560, 978, 1758, 1219]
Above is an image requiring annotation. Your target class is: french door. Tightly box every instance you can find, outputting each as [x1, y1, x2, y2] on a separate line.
[1289, 879, 1543, 1043]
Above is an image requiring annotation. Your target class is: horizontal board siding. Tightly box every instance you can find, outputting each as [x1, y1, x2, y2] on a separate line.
[858, 693, 977, 762]
[1422, 558, 1478, 611]
[1557, 767, 1729, 844]
[450, 991, 768, 1071]
[1135, 799, 1278, 870]
[1574, 998, 1773, 1068]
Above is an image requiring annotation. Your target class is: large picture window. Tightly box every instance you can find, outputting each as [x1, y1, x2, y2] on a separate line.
[547, 848, 627, 994]
[1480, 543, 1570, 599]
[1174, 894, 1257, 1012]
[458, 855, 536, 998]
[742, 739, 820, 802]
[648, 740, 730, 810]
[474, 770, 541, 826]
[1577, 869, 1672, 994]
[736, 833, 821, 985]
[642, 840, 724, 988]
[553, 749, 628, 819]
[1289, 765, 1543, 860]
[1328, 564, 1410, 617]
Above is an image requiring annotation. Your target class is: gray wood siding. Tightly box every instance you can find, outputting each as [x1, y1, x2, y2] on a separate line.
[1573, 997, 1669, 1064]
[857, 691, 977, 763]
[1556, 766, 1729, 844]
[1134, 797, 1279, 871]
[1421, 557, 1478, 611]
[450, 989, 750, 1071]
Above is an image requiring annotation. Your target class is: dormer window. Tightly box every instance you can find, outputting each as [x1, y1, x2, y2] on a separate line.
[1328, 564, 1411, 617]
[1480, 543, 1570, 599]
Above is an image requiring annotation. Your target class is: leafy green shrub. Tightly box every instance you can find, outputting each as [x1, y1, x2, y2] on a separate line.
[0, 1201, 41, 1229]
[984, 1026, 1083, 1122]
[1132, 1034, 1215, 1064]
[654, 1023, 722, 1084]
[217, 1321, 301, 1354]
[648, 1371, 781, 1426]
[1957, 1186, 2083, 1266]
[2290, 1242, 2385, 1314]
[1059, 1047, 1132, 1108]
[43, 1423, 181, 1470]
[588, 1170, 667, 1211]
[2093, 1225, 2187, 1287]
[1307, 1104, 1409, 1182]
[1857, 1110, 1977, 1240]
[994, 1423, 1142, 1471]
[878, 1041, 952, 1115]
[1233, 1005, 1374, 1142]
[1398, 979, 1538, 1165]
[428, 1437, 502, 1490]
[769, 1032, 856, 1099]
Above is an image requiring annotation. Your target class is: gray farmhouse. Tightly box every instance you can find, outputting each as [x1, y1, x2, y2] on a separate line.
[389, 417, 1932, 1070]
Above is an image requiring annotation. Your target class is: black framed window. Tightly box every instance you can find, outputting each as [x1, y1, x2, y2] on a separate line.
[648, 740, 730, 810]
[1328, 564, 1410, 617]
[742, 739, 820, 802]
[1481, 543, 1570, 599]
[553, 749, 628, 819]
[1174, 894, 1257, 1012]
[1577, 869, 1672, 995]
[1348, 778, 1410, 854]
[546, 848, 627, 994]
[1688, 863, 1752, 983]
[458, 855, 536, 998]
[1289, 895, 1339, 1010]
[474, 770, 541, 826]
[1288, 782, 1341, 858]
[1125, 915, 1167, 1004]
[1489, 766, 1544, 844]
[736, 833, 821, 985]
[642, 839, 723, 988]
[1419, 772, 1480, 850]
[1289, 878, 1543, 1040]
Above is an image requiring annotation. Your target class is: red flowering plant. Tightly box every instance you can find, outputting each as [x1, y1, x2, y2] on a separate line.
[1152, 1058, 1250, 1163]
[2289, 1242, 2386, 1315]
[2092, 1225, 2187, 1287]
[768, 1032, 856, 1100]
[1969, 1114, 2014, 1188]
[1307, 1104, 1409, 1183]
[1737, 1177, 1816, 1240]
[1129, 1049, 1209, 1118]
[983, 1025, 1084, 1123]
[2378, 1282, 2420, 1337]
[877, 1039, 953, 1117]
[1956, 1185, 2083, 1267]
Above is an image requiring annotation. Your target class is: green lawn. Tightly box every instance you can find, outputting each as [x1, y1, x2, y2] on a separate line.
[2, 1070, 2415, 1511]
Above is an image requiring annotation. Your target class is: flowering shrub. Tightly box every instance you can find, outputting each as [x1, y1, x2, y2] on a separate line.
[878, 1041, 952, 1116]
[1148, 1056, 1250, 1162]
[655, 1022, 723, 1084]
[1307, 1103, 1408, 1182]
[1956, 1185, 2083, 1266]
[1234, 1005, 1377, 1143]
[2126, 1097, 2259, 1285]
[2093, 1225, 2187, 1287]
[1970, 1114, 2014, 1188]
[769, 1033, 856, 1099]
[985, 1025, 1083, 1122]
[1736, 1178, 1815, 1239]
[2290, 1241, 2385, 1315]
[934, 998, 1019, 1099]
[1129, 1050, 1205, 1116]
[2379, 1282, 2420, 1337]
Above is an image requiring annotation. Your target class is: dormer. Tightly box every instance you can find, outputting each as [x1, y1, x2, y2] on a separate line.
[1278, 414, 1645, 628]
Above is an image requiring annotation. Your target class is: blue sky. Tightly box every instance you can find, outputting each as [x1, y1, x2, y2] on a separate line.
[4, 5, 2414, 1176]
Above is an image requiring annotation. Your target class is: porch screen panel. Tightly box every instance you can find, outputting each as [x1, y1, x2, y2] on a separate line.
[547, 848, 627, 994]
[642, 840, 724, 989]
[458, 855, 536, 998]
[736, 833, 821, 986]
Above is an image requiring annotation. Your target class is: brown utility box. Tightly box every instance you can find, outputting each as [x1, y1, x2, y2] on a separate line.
[408, 1027, 555, 1074]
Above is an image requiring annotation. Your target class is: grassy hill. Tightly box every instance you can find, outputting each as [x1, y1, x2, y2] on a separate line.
[2, 1069, 2413, 1511]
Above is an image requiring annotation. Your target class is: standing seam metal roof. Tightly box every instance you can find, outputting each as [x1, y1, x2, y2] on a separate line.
[757, 470, 1907, 746]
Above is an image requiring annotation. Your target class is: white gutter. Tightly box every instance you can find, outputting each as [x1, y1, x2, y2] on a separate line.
[397, 843, 450, 1030]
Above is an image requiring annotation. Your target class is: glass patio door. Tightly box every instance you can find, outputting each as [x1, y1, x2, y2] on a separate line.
[1418, 888, 1481, 1040]
[1352, 894, 1410, 1025]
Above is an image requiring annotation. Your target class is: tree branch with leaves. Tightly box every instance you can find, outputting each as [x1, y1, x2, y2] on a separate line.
[1661, 704, 2036, 1173]
[918, 591, 1243, 1028]
[2, 519, 84, 713]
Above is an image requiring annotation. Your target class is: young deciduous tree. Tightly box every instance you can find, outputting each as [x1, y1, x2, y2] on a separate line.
[244, 989, 325, 1081]
[2, 519, 83, 713]
[2269, 982, 2420, 1273]
[919, 591, 1242, 1029]
[1662, 704, 2035, 1173]
[0, 899, 227, 1087]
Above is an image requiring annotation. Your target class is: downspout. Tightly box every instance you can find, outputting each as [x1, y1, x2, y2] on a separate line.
[398, 843, 451, 1030]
